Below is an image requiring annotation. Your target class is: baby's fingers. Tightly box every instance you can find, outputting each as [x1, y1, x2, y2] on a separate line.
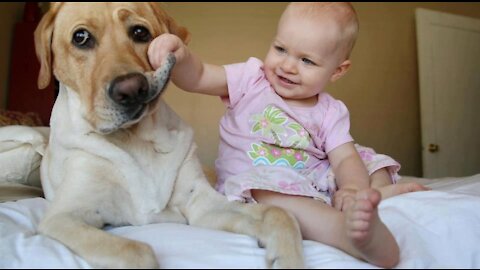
[148, 34, 181, 69]
[333, 196, 344, 211]
[343, 196, 356, 212]
[148, 39, 167, 69]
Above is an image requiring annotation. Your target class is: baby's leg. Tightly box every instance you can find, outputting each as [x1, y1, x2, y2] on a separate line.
[371, 168, 429, 199]
[252, 189, 399, 268]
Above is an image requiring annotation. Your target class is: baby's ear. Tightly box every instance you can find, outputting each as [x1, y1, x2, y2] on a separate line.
[330, 60, 351, 82]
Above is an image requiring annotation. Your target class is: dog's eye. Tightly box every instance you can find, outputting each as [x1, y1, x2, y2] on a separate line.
[129, 25, 152, 43]
[72, 29, 95, 49]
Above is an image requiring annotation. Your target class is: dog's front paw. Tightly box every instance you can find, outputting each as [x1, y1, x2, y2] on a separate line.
[93, 241, 159, 269]
[126, 242, 159, 269]
[269, 255, 305, 269]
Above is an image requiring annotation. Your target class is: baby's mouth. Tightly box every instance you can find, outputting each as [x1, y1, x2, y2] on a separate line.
[278, 75, 297, 85]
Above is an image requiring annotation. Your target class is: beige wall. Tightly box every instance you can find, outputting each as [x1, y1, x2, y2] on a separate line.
[1, 3, 479, 176]
[0, 2, 24, 108]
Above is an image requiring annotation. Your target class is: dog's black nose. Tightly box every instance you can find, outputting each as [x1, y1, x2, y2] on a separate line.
[108, 73, 149, 107]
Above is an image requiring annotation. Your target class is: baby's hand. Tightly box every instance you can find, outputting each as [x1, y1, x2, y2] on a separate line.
[333, 188, 358, 212]
[148, 33, 186, 70]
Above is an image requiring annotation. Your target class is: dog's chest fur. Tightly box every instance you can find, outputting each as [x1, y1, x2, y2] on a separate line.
[43, 86, 193, 226]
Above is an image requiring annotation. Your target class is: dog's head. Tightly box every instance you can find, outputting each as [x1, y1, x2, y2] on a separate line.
[35, 2, 189, 133]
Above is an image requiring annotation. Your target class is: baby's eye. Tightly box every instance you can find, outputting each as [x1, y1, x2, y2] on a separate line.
[274, 46, 286, 54]
[301, 58, 316, 66]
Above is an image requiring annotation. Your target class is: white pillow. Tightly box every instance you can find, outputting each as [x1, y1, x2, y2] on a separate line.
[0, 126, 49, 188]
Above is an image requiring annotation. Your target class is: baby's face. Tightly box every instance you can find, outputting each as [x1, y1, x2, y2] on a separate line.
[264, 10, 346, 106]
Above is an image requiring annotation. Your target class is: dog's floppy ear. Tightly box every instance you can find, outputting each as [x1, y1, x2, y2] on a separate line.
[165, 14, 190, 45]
[148, 3, 190, 45]
[34, 2, 63, 89]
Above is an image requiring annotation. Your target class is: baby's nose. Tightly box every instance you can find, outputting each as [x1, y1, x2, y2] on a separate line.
[280, 56, 298, 74]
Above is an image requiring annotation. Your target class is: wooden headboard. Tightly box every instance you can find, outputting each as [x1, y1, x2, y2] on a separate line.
[6, 2, 56, 126]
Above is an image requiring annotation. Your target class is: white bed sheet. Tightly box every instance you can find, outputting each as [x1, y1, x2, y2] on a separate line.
[1, 174, 480, 269]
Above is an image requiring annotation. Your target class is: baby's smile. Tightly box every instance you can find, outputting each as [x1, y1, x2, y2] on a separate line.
[278, 75, 298, 85]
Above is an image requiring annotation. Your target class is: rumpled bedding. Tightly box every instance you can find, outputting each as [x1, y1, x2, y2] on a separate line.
[1, 174, 480, 268]
[0, 126, 49, 189]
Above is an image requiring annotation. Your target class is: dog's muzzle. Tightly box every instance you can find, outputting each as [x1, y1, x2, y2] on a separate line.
[100, 54, 176, 133]
[108, 73, 150, 109]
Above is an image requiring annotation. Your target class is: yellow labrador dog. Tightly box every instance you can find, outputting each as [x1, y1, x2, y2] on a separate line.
[34, 3, 303, 268]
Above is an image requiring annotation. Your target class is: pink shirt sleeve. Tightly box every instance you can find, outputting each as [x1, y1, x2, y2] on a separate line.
[222, 57, 264, 108]
[323, 99, 354, 153]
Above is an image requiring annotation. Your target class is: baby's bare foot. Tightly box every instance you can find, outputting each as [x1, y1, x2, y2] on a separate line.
[378, 182, 430, 200]
[345, 188, 399, 268]
[345, 189, 380, 247]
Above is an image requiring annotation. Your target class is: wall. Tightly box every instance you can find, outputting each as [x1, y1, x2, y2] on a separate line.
[0, 2, 24, 108]
[1, 3, 479, 176]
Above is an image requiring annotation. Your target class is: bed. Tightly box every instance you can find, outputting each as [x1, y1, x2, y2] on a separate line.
[1, 175, 480, 268]
[0, 126, 479, 269]
[2, 3, 479, 268]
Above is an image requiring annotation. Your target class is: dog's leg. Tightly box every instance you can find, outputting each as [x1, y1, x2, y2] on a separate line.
[39, 212, 159, 268]
[40, 155, 160, 269]
[172, 148, 304, 269]
[187, 188, 304, 269]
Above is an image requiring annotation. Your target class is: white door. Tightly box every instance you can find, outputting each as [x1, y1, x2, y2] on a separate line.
[416, 8, 480, 178]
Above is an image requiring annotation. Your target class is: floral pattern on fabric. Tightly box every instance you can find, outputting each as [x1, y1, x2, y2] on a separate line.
[248, 105, 312, 169]
[247, 142, 309, 169]
[250, 105, 288, 144]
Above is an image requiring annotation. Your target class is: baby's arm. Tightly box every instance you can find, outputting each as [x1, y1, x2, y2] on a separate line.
[148, 33, 228, 97]
[328, 142, 370, 211]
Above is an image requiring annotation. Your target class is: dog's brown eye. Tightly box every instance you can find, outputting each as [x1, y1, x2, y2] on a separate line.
[72, 29, 95, 49]
[129, 25, 152, 43]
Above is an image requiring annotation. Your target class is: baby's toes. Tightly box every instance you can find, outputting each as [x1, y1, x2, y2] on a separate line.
[352, 199, 374, 213]
[408, 182, 431, 192]
[351, 208, 372, 222]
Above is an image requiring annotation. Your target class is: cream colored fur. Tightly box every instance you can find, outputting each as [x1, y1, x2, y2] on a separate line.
[34, 2, 304, 268]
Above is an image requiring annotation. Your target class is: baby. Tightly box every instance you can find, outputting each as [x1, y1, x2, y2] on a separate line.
[149, 2, 427, 267]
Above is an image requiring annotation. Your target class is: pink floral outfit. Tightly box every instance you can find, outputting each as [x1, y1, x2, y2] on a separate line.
[215, 58, 400, 205]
